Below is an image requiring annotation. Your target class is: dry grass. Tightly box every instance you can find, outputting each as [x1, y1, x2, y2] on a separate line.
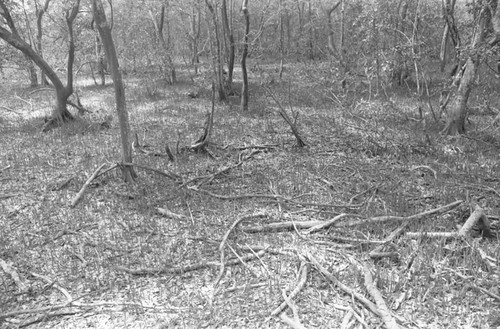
[0, 64, 499, 329]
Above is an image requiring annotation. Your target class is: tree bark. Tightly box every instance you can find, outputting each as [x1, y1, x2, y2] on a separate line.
[205, 0, 226, 101]
[93, 0, 137, 182]
[442, 5, 487, 135]
[35, 0, 51, 86]
[0, 0, 78, 129]
[221, 0, 234, 90]
[241, 0, 249, 111]
[149, 3, 176, 85]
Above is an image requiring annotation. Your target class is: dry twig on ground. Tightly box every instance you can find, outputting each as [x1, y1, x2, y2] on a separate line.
[70, 163, 107, 208]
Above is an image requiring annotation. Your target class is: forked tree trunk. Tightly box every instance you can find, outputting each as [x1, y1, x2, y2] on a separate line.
[93, 0, 137, 182]
[0, 0, 78, 131]
[442, 5, 487, 135]
[241, 0, 249, 110]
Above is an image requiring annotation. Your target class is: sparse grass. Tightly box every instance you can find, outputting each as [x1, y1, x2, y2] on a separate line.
[0, 64, 499, 329]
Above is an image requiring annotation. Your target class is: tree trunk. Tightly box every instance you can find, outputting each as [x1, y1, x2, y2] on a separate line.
[442, 5, 487, 135]
[35, 0, 51, 86]
[205, 0, 226, 101]
[190, 3, 201, 74]
[150, 3, 176, 85]
[241, 0, 249, 111]
[93, 0, 136, 182]
[221, 0, 234, 90]
[0, 0, 77, 129]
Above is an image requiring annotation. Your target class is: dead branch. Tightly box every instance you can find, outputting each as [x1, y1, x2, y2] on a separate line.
[0, 258, 27, 292]
[242, 219, 334, 234]
[0, 105, 22, 115]
[1, 164, 11, 171]
[191, 84, 216, 152]
[121, 162, 182, 182]
[265, 87, 306, 147]
[280, 313, 308, 329]
[70, 163, 107, 207]
[369, 222, 410, 258]
[304, 213, 348, 233]
[18, 311, 78, 328]
[215, 212, 267, 287]
[339, 200, 463, 227]
[180, 150, 259, 188]
[362, 264, 401, 329]
[115, 249, 266, 276]
[458, 205, 492, 237]
[305, 253, 382, 318]
[405, 204, 492, 239]
[157, 208, 188, 220]
[272, 262, 309, 316]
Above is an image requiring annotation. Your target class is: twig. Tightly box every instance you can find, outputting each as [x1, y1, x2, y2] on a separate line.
[70, 163, 107, 207]
[362, 264, 402, 329]
[370, 222, 410, 258]
[0, 105, 21, 115]
[116, 250, 266, 276]
[1, 164, 11, 171]
[280, 313, 308, 329]
[304, 213, 348, 234]
[271, 262, 309, 316]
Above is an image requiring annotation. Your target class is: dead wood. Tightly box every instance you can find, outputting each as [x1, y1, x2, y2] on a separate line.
[0, 258, 27, 292]
[70, 163, 107, 208]
[339, 200, 463, 227]
[115, 249, 266, 276]
[405, 204, 493, 239]
[191, 83, 216, 152]
[157, 208, 188, 220]
[121, 162, 182, 182]
[362, 264, 402, 329]
[265, 87, 306, 147]
[369, 222, 410, 259]
[305, 252, 382, 318]
[215, 212, 267, 287]
[242, 219, 332, 233]
[272, 262, 309, 316]
[304, 213, 348, 233]
[280, 313, 308, 329]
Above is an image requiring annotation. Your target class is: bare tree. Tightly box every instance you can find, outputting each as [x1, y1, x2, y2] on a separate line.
[149, 1, 176, 85]
[92, 0, 137, 182]
[205, 0, 226, 101]
[241, 0, 249, 110]
[0, 0, 80, 130]
[34, 0, 51, 86]
[221, 0, 234, 90]
[442, 1, 500, 135]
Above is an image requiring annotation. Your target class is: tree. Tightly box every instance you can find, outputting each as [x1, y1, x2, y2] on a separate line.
[205, 0, 227, 101]
[221, 0, 235, 90]
[0, 0, 80, 130]
[34, 0, 51, 86]
[149, 1, 176, 85]
[241, 0, 249, 110]
[442, 1, 500, 135]
[92, 0, 137, 182]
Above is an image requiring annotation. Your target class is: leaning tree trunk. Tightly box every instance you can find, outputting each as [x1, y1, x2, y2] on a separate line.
[0, 0, 78, 130]
[241, 0, 249, 110]
[442, 5, 487, 135]
[93, 0, 137, 182]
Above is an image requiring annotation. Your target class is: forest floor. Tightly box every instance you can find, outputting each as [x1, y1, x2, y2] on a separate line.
[1, 62, 500, 329]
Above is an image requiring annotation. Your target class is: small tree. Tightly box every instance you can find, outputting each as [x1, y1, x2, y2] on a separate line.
[0, 0, 80, 130]
[92, 0, 137, 182]
[240, 0, 249, 110]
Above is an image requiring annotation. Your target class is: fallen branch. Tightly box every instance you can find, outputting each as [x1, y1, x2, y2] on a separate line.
[0, 258, 27, 292]
[271, 262, 309, 316]
[157, 208, 188, 220]
[116, 250, 266, 276]
[215, 212, 267, 287]
[70, 163, 107, 207]
[339, 200, 463, 227]
[405, 204, 492, 239]
[362, 264, 401, 329]
[305, 253, 382, 318]
[242, 219, 334, 234]
[122, 162, 182, 182]
[304, 213, 348, 234]
[370, 222, 410, 258]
